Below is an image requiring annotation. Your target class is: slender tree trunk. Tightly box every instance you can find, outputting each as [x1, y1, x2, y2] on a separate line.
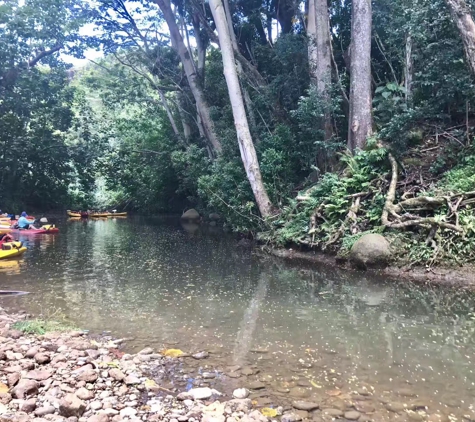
[307, 0, 333, 146]
[177, 91, 192, 141]
[405, 33, 413, 104]
[157, 88, 186, 146]
[444, 0, 475, 77]
[155, 0, 222, 153]
[192, 14, 206, 82]
[209, 0, 275, 218]
[347, 0, 373, 152]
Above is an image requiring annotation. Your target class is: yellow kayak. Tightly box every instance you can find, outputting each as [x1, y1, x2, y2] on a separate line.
[90, 213, 110, 218]
[0, 228, 11, 235]
[0, 244, 26, 259]
[67, 210, 81, 217]
[108, 212, 127, 217]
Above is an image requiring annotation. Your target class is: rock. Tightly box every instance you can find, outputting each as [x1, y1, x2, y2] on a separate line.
[289, 387, 310, 398]
[25, 346, 40, 359]
[177, 392, 193, 401]
[188, 388, 213, 400]
[246, 381, 265, 390]
[385, 403, 405, 413]
[281, 413, 302, 422]
[75, 387, 94, 401]
[241, 368, 254, 376]
[90, 401, 102, 411]
[209, 213, 221, 221]
[8, 330, 22, 339]
[20, 398, 37, 413]
[232, 389, 249, 399]
[322, 409, 344, 417]
[397, 389, 417, 398]
[11, 379, 38, 399]
[354, 402, 375, 413]
[77, 370, 98, 383]
[181, 209, 200, 221]
[202, 372, 215, 379]
[59, 393, 86, 417]
[25, 370, 53, 381]
[34, 353, 51, 365]
[202, 416, 225, 422]
[292, 401, 319, 411]
[349, 234, 391, 269]
[192, 352, 209, 360]
[407, 411, 426, 421]
[0, 393, 12, 405]
[344, 411, 361, 420]
[124, 375, 140, 385]
[138, 347, 153, 355]
[34, 406, 56, 417]
[6, 373, 20, 387]
[108, 369, 125, 382]
[119, 408, 137, 417]
[87, 415, 109, 422]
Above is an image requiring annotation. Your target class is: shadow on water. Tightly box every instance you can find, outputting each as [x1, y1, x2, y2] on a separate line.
[1, 216, 475, 416]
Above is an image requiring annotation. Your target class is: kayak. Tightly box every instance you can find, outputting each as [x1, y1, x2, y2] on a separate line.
[108, 212, 127, 217]
[0, 245, 26, 259]
[90, 213, 110, 218]
[11, 225, 59, 234]
[67, 211, 81, 218]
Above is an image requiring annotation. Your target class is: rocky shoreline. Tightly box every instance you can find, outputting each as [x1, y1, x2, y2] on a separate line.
[0, 307, 278, 422]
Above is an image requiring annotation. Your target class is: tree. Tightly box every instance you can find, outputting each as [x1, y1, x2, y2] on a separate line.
[208, 0, 275, 218]
[347, 0, 373, 152]
[444, 0, 475, 77]
[307, 0, 332, 143]
[154, 0, 222, 154]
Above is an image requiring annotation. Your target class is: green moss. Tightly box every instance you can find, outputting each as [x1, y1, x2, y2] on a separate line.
[12, 319, 79, 335]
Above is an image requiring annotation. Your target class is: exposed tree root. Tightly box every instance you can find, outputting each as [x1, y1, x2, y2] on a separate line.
[381, 152, 474, 234]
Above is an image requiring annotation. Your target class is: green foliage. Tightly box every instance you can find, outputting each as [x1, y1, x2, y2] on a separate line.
[13, 318, 78, 335]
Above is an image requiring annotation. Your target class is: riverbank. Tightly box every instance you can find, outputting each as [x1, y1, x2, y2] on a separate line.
[264, 247, 475, 289]
[0, 307, 277, 422]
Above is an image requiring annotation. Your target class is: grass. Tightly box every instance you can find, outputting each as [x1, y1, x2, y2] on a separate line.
[12, 309, 80, 335]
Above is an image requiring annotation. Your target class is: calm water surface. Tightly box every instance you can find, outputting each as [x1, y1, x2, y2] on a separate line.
[1, 217, 475, 418]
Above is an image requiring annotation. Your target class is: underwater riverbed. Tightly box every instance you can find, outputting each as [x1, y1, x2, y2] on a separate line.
[1, 217, 475, 420]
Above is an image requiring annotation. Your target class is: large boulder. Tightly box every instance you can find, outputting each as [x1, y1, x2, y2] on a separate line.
[349, 233, 391, 269]
[181, 208, 200, 221]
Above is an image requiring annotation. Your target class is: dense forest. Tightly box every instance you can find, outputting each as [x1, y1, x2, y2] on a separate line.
[3, 0, 475, 265]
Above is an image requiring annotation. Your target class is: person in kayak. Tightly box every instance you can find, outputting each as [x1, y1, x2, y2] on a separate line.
[18, 212, 35, 229]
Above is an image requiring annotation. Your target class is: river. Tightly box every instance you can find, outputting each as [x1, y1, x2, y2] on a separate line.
[1, 216, 475, 420]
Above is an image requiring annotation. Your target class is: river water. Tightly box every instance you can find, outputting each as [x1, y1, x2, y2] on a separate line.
[1, 217, 475, 420]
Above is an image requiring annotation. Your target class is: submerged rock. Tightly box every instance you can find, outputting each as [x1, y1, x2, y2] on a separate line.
[181, 209, 200, 221]
[349, 233, 391, 269]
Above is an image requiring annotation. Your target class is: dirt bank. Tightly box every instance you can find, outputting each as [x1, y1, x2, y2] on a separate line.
[263, 247, 475, 289]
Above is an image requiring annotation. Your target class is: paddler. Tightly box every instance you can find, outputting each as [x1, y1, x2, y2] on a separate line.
[18, 212, 35, 229]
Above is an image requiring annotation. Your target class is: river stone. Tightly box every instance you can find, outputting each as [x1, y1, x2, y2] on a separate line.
[120, 407, 137, 417]
[385, 403, 405, 413]
[8, 330, 22, 339]
[25, 346, 40, 359]
[0, 393, 12, 405]
[247, 381, 265, 390]
[124, 375, 140, 385]
[76, 387, 94, 401]
[281, 413, 303, 422]
[34, 353, 51, 365]
[192, 351, 209, 360]
[349, 234, 391, 269]
[407, 411, 426, 421]
[90, 401, 103, 411]
[322, 409, 344, 417]
[289, 387, 310, 398]
[77, 369, 98, 383]
[397, 389, 417, 398]
[108, 369, 125, 381]
[209, 213, 220, 221]
[34, 406, 56, 417]
[232, 389, 249, 399]
[181, 209, 200, 221]
[188, 388, 213, 400]
[6, 373, 20, 387]
[292, 401, 319, 411]
[241, 367, 254, 376]
[354, 402, 375, 413]
[20, 398, 37, 413]
[344, 411, 361, 420]
[87, 415, 110, 422]
[25, 370, 53, 381]
[59, 393, 86, 417]
[138, 347, 153, 355]
[11, 379, 38, 399]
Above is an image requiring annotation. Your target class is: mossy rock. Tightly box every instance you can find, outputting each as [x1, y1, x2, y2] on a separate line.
[349, 234, 391, 269]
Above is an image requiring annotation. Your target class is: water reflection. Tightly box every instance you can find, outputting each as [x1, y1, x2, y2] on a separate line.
[0, 217, 474, 416]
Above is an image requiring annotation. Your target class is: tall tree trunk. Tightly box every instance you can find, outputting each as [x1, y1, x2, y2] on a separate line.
[157, 88, 186, 146]
[405, 33, 413, 104]
[444, 0, 475, 77]
[307, 0, 333, 143]
[208, 0, 275, 218]
[154, 0, 222, 154]
[347, 0, 373, 152]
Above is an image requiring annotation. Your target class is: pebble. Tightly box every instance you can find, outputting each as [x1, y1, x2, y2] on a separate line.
[192, 351, 209, 360]
[344, 411, 361, 420]
[292, 401, 319, 411]
[281, 413, 303, 422]
[246, 381, 265, 390]
[232, 389, 249, 399]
